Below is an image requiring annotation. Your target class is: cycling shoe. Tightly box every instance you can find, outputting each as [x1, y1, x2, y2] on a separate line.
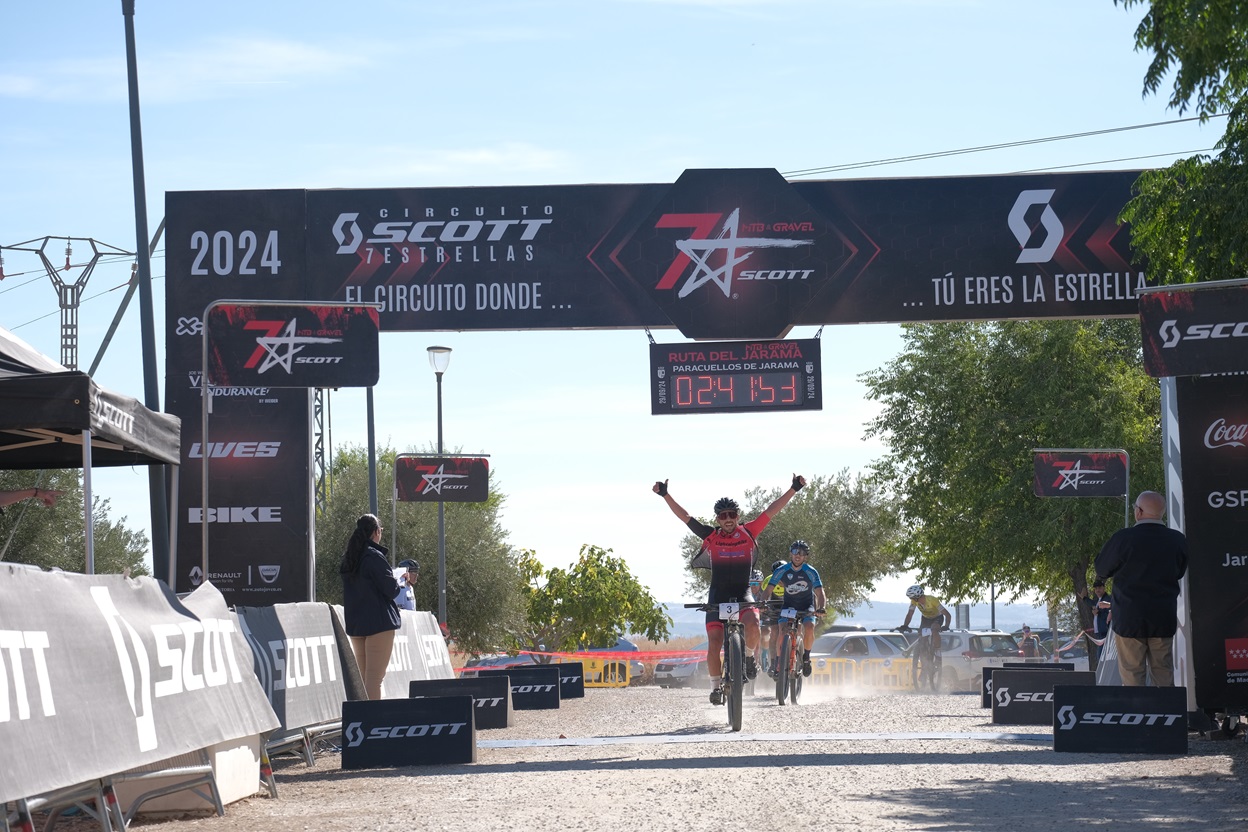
[709, 686, 724, 706]
[746, 656, 758, 680]
[801, 659, 813, 677]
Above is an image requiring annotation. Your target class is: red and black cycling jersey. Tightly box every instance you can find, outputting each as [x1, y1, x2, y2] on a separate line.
[687, 514, 771, 599]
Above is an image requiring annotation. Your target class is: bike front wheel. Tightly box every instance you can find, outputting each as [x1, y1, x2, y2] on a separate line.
[727, 630, 744, 731]
[790, 633, 804, 705]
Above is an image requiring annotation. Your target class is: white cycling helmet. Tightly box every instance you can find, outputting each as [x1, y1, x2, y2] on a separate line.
[905, 584, 925, 599]
[749, 569, 764, 584]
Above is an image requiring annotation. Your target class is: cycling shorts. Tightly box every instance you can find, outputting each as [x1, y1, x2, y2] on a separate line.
[704, 587, 760, 629]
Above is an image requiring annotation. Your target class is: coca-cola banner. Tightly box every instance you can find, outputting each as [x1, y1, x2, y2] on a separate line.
[205, 302, 380, 389]
[395, 455, 490, 503]
[1140, 280, 1248, 378]
[1175, 375, 1248, 709]
[1032, 450, 1129, 498]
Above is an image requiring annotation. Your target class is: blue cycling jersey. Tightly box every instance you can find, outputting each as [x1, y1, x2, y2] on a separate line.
[763, 562, 822, 612]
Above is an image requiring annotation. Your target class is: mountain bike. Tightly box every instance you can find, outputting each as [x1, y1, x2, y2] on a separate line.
[685, 600, 765, 731]
[900, 623, 943, 692]
[772, 606, 820, 705]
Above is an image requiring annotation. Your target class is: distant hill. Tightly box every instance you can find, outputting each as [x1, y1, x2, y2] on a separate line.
[654, 599, 1052, 640]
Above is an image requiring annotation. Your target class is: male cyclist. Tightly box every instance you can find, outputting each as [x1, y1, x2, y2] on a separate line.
[654, 475, 806, 706]
[761, 541, 826, 677]
[748, 569, 766, 673]
[900, 584, 952, 651]
[758, 559, 786, 673]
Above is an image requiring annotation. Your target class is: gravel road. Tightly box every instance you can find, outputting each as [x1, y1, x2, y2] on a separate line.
[65, 683, 1248, 831]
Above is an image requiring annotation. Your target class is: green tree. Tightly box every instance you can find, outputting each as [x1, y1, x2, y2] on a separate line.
[513, 544, 671, 657]
[1115, 1, 1248, 283]
[314, 443, 526, 655]
[861, 320, 1160, 631]
[0, 469, 150, 576]
[679, 472, 903, 616]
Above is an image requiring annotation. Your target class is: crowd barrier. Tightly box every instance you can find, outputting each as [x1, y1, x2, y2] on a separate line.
[0, 568, 455, 826]
[809, 657, 914, 689]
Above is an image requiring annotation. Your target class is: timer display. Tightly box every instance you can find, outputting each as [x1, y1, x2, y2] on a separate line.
[650, 338, 822, 415]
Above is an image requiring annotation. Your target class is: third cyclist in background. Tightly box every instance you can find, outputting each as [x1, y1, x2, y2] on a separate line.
[762, 540, 827, 678]
[900, 585, 952, 651]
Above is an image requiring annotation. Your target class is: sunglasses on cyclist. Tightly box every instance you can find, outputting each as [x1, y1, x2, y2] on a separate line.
[716, 510, 739, 521]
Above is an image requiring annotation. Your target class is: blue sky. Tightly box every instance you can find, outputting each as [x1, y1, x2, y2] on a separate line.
[0, 1, 1222, 604]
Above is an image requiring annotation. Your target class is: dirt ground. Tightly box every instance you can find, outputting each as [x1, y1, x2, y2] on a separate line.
[30, 684, 1248, 831]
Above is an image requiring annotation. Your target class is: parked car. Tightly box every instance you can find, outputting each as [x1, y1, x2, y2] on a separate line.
[654, 641, 709, 688]
[459, 653, 540, 677]
[903, 629, 1025, 693]
[809, 631, 908, 663]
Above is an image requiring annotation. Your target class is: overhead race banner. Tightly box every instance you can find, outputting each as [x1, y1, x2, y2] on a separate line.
[1140, 280, 1248, 378]
[0, 571, 278, 804]
[395, 455, 490, 503]
[169, 168, 1146, 343]
[1033, 450, 1129, 498]
[205, 302, 380, 389]
[649, 337, 821, 415]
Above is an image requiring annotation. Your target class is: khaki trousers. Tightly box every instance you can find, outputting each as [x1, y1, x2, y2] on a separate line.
[350, 629, 397, 700]
[1114, 633, 1174, 686]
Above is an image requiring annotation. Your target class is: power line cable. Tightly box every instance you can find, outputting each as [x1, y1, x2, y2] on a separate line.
[1015, 147, 1216, 173]
[781, 113, 1227, 178]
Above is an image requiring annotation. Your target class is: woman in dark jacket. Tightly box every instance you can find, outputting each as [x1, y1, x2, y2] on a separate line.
[339, 513, 401, 699]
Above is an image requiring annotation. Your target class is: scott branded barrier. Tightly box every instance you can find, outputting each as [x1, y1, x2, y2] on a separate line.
[477, 665, 562, 710]
[409, 677, 513, 730]
[557, 661, 586, 699]
[981, 662, 1075, 708]
[341, 696, 476, 769]
[1053, 684, 1188, 754]
[991, 669, 1095, 725]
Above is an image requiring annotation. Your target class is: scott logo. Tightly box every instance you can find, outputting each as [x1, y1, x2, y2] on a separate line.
[344, 720, 467, 746]
[653, 209, 814, 300]
[1008, 189, 1064, 264]
[1056, 705, 1183, 730]
[242, 319, 342, 376]
[993, 686, 1051, 707]
[1159, 319, 1248, 349]
[512, 684, 556, 693]
[331, 211, 551, 256]
[1205, 418, 1248, 449]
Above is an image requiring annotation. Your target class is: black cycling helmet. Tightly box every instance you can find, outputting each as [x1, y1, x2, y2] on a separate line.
[790, 540, 810, 555]
[713, 497, 740, 514]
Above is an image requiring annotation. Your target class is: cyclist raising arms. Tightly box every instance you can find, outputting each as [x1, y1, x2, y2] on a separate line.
[762, 541, 826, 677]
[654, 475, 806, 706]
[900, 584, 952, 651]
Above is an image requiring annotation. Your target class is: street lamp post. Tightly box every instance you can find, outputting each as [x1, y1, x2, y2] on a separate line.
[427, 346, 452, 626]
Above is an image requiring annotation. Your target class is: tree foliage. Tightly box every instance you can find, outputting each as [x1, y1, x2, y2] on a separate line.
[679, 472, 903, 616]
[0, 469, 150, 576]
[861, 320, 1160, 628]
[512, 544, 671, 656]
[1115, 1, 1248, 283]
[314, 443, 526, 655]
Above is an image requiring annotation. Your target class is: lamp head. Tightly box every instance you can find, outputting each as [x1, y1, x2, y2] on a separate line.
[427, 345, 452, 374]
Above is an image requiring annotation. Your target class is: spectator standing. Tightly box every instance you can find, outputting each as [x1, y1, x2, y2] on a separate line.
[339, 513, 401, 700]
[1018, 625, 1041, 658]
[395, 559, 419, 611]
[1084, 578, 1111, 664]
[1094, 490, 1188, 686]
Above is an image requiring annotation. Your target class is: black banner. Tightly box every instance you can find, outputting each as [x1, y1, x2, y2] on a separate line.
[341, 696, 475, 769]
[0, 572, 278, 804]
[1054, 685, 1187, 754]
[395, 455, 490, 503]
[1176, 375, 1248, 709]
[477, 665, 562, 710]
[991, 669, 1095, 725]
[1032, 451, 1129, 498]
[205, 302, 380, 389]
[649, 338, 821, 415]
[408, 677, 512, 730]
[981, 662, 1074, 708]
[1140, 281, 1248, 378]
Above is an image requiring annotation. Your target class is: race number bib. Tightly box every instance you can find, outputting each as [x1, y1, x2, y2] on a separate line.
[780, 608, 798, 620]
[920, 627, 933, 637]
[718, 602, 740, 620]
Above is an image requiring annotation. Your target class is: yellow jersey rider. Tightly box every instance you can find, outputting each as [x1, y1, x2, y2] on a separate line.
[900, 584, 951, 651]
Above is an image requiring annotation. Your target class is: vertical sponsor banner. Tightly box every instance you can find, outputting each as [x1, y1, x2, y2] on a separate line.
[1032, 450, 1129, 498]
[1175, 375, 1248, 710]
[165, 190, 313, 602]
[378, 611, 456, 699]
[395, 455, 490, 503]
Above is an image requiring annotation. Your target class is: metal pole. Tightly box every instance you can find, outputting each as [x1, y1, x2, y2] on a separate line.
[367, 387, 378, 516]
[436, 371, 447, 625]
[120, 0, 169, 581]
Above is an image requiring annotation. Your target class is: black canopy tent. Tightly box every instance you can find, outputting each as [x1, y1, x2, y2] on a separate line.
[0, 325, 180, 572]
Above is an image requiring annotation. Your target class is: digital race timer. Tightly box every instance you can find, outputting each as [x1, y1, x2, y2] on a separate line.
[649, 338, 822, 415]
